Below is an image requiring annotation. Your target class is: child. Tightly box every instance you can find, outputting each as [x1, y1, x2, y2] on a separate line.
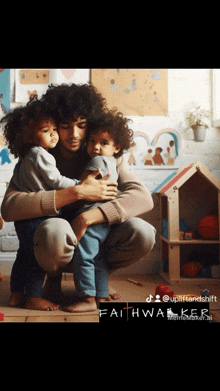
[144, 148, 153, 165]
[64, 110, 133, 313]
[1, 99, 81, 310]
[152, 147, 165, 165]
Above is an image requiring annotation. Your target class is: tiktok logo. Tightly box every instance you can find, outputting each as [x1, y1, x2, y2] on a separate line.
[146, 294, 153, 302]
[146, 295, 161, 302]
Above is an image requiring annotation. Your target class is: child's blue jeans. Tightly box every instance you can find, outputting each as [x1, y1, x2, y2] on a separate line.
[71, 223, 110, 298]
[12, 216, 57, 297]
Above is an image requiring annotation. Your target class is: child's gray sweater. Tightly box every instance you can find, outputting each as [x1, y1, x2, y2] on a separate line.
[12, 146, 80, 192]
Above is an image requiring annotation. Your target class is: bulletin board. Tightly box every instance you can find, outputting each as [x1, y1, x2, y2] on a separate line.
[0, 69, 12, 165]
[0, 69, 10, 113]
[91, 69, 168, 116]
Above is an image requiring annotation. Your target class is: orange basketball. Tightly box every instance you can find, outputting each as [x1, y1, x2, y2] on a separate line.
[181, 262, 202, 278]
[198, 215, 219, 239]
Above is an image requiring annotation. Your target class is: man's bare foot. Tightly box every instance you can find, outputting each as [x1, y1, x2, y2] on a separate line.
[96, 297, 111, 307]
[26, 297, 59, 311]
[9, 292, 25, 307]
[64, 296, 97, 313]
[109, 284, 121, 300]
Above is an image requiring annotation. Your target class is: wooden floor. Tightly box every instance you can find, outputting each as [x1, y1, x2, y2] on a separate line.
[1, 274, 220, 322]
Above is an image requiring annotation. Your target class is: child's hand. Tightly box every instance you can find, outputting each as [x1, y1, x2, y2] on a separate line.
[70, 214, 88, 243]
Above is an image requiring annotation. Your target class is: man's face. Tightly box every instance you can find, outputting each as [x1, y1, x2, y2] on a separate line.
[58, 117, 87, 153]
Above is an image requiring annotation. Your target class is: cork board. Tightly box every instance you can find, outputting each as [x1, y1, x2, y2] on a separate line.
[91, 69, 168, 116]
[19, 69, 49, 84]
[19, 70, 49, 84]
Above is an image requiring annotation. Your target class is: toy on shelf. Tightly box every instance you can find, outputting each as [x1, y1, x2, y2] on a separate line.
[198, 214, 219, 239]
[181, 262, 202, 278]
[184, 229, 195, 240]
[156, 161, 220, 283]
[198, 267, 211, 278]
[163, 219, 196, 241]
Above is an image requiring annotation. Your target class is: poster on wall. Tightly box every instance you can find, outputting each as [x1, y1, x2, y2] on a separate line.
[0, 69, 12, 165]
[56, 69, 90, 85]
[91, 69, 168, 116]
[15, 69, 90, 103]
[15, 69, 57, 103]
[0, 69, 10, 115]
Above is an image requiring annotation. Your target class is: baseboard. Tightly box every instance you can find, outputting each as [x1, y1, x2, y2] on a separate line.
[0, 252, 16, 276]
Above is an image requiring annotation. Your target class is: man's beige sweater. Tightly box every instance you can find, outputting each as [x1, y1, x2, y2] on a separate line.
[1, 147, 154, 225]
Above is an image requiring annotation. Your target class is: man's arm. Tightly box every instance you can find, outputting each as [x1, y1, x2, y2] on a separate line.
[70, 156, 154, 242]
[99, 156, 154, 225]
[1, 170, 117, 222]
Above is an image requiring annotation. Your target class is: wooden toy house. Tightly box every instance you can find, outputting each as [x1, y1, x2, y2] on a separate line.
[155, 162, 220, 284]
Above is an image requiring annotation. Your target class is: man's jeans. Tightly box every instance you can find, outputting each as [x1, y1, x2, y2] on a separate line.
[34, 217, 156, 274]
[12, 217, 56, 296]
[11, 216, 156, 297]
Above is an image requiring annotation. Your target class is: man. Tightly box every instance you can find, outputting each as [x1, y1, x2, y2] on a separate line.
[1, 83, 156, 311]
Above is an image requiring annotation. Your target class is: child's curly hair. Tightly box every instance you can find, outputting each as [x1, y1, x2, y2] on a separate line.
[1, 99, 54, 158]
[88, 108, 133, 158]
[41, 82, 108, 124]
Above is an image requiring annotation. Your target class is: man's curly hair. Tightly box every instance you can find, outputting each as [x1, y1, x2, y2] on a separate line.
[1, 99, 54, 158]
[41, 82, 108, 124]
[1, 82, 133, 159]
[88, 109, 133, 158]
[40, 83, 133, 157]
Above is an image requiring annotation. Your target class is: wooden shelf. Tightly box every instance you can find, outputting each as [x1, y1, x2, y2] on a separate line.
[161, 235, 219, 245]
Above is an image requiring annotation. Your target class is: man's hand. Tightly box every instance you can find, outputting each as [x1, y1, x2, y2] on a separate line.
[78, 169, 117, 202]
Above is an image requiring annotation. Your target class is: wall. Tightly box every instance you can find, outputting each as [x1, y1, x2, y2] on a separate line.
[0, 69, 219, 276]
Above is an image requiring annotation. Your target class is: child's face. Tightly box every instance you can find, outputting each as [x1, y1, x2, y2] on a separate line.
[87, 130, 121, 158]
[32, 119, 59, 151]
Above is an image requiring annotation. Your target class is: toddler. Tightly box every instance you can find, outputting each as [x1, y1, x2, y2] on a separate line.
[1, 99, 80, 310]
[65, 110, 133, 313]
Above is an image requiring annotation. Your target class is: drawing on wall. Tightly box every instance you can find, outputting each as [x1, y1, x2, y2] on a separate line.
[0, 69, 12, 165]
[126, 128, 181, 169]
[91, 69, 168, 116]
[27, 90, 38, 100]
[127, 141, 136, 165]
[15, 69, 90, 103]
[56, 69, 90, 85]
[15, 69, 52, 103]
